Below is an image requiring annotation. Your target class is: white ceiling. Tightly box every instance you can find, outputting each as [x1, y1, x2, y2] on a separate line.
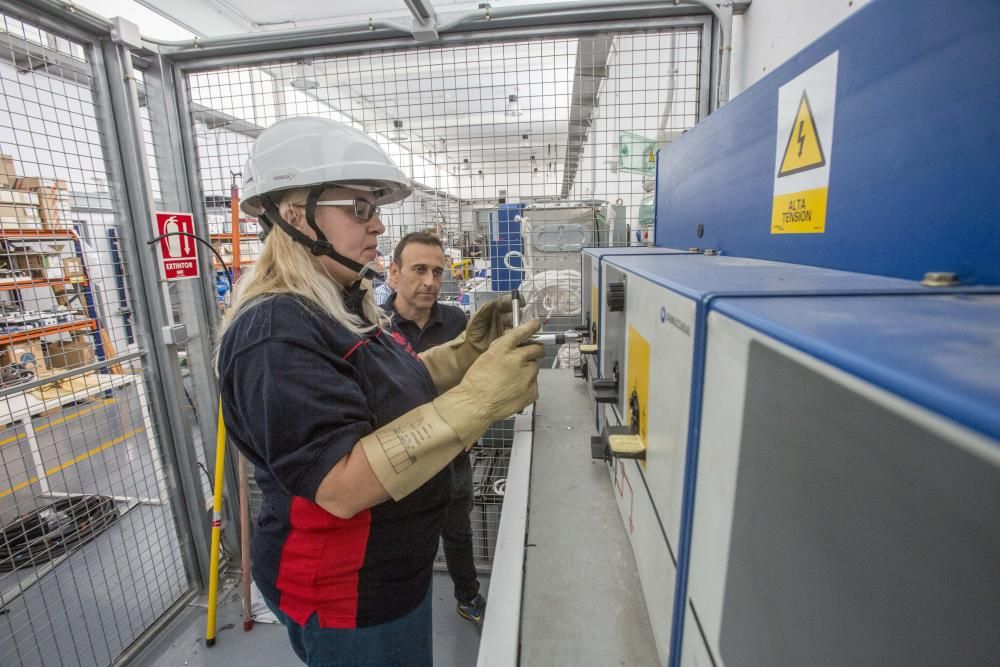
[77, 0, 573, 41]
[74, 1, 697, 197]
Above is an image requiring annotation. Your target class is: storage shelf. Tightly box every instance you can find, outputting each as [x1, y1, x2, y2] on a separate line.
[0, 372, 135, 427]
[0, 319, 96, 345]
[210, 233, 258, 240]
[0, 229, 76, 240]
[214, 260, 256, 269]
[0, 278, 88, 292]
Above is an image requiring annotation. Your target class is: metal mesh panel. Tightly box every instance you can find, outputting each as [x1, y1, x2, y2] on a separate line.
[0, 13, 189, 666]
[186, 25, 702, 570]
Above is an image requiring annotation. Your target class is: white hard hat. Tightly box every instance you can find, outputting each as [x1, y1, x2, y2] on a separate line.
[240, 116, 412, 216]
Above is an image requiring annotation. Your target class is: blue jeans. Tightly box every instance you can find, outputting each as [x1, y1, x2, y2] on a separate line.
[264, 586, 432, 666]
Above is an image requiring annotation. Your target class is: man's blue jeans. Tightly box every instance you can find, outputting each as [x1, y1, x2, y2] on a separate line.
[264, 585, 432, 666]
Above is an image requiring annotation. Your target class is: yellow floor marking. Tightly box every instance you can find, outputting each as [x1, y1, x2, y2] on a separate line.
[39, 398, 117, 430]
[0, 398, 117, 448]
[0, 426, 145, 499]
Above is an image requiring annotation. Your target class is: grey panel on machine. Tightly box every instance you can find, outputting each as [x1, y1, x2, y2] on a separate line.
[719, 342, 1000, 666]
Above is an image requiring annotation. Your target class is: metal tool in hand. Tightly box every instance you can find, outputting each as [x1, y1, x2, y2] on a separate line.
[511, 289, 583, 345]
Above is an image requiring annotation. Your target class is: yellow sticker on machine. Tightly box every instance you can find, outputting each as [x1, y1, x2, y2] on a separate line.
[627, 325, 650, 468]
[591, 285, 599, 332]
[771, 52, 838, 235]
[771, 187, 828, 234]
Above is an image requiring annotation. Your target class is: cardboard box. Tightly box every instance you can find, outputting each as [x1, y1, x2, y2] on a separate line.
[0, 203, 42, 229]
[13, 177, 67, 191]
[14, 178, 69, 228]
[0, 155, 16, 189]
[13, 252, 47, 277]
[0, 190, 38, 206]
[10, 251, 64, 281]
[62, 256, 86, 279]
[2, 342, 48, 376]
[46, 337, 94, 370]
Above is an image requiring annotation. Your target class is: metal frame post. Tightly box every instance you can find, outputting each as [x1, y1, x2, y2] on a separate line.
[143, 51, 244, 559]
[93, 37, 210, 587]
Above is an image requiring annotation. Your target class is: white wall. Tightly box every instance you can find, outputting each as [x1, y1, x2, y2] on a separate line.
[730, 0, 870, 97]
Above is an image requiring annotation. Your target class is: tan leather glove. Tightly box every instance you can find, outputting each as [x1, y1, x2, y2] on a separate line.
[420, 294, 516, 392]
[361, 319, 543, 500]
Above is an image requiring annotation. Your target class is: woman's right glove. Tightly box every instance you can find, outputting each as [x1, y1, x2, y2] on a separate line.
[361, 319, 544, 500]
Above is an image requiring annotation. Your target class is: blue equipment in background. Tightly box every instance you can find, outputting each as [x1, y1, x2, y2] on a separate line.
[489, 203, 525, 291]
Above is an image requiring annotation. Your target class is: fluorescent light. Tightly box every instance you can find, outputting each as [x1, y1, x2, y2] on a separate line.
[505, 94, 522, 118]
[290, 62, 319, 90]
[389, 119, 409, 141]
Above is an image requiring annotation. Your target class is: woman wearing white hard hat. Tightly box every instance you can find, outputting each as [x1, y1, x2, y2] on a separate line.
[217, 116, 542, 666]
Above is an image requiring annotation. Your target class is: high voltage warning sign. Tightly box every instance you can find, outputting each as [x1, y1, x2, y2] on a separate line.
[772, 52, 838, 234]
[778, 92, 825, 177]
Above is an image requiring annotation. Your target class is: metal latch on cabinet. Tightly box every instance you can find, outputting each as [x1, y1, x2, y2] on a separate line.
[590, 361, 619, 404]
[591, 390, 646, 461]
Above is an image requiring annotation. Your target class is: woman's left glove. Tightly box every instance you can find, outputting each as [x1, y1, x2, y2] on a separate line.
[420, 294, 515, 392]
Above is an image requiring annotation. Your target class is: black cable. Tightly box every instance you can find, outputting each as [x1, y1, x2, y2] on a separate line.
[0, 496, 121, 572]
[147, 231, 234, 293]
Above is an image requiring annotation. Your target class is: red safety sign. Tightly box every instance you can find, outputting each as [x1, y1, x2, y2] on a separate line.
[154, 212, 200, 281]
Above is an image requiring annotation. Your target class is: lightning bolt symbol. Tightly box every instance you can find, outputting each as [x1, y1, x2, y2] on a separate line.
[796, 120, 807, 157]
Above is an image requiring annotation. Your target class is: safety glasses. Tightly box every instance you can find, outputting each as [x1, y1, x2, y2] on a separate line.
[314, 198, 381, 222]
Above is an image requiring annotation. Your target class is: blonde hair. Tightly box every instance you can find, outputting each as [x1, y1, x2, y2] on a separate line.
[217, 187, 390, 348]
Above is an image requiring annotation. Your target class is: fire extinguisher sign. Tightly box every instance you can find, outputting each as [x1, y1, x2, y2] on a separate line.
[154, 212, 200, 281]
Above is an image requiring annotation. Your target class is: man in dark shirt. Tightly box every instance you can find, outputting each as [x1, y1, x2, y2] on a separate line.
[387, 231, 486, 628]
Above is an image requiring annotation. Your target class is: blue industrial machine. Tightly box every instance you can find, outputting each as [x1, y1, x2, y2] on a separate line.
[489, 202, 526, 291]
[655, 0, 1000, 285]
[583, 0, 1000, 664]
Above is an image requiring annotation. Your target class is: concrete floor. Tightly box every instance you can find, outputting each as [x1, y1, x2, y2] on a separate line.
[0, 381, 190, 667]
[132, 572, 486, 667]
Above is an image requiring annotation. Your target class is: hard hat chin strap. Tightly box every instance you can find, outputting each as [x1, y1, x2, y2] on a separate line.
[258, 190, 377, 281]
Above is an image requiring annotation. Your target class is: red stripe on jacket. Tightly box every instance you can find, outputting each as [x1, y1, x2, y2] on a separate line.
[342, 338, 370, 360]
[275, 496, 371, 628]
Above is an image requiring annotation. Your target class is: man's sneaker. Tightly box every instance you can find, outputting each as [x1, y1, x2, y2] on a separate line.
[457, 594, 486, 628]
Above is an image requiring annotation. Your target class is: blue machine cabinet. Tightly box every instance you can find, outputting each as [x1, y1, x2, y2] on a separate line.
[592, 252, 999, 665]
[583, 0, 1000, 663]
[685, 294, 1000, 665]
[589, 250, 996, 665]
[489, 203, 525, 291]
[656, 0, 1000, 285]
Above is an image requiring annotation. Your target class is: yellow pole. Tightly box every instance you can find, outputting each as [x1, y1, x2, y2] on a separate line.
[205, 398, 227, 647]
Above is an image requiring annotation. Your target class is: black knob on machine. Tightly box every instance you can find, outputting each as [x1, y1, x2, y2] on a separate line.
[606, 282, 626, 312]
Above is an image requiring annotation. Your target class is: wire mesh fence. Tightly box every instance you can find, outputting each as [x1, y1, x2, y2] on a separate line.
[187, 22, 703, 571]
[0, 11, 190, 667]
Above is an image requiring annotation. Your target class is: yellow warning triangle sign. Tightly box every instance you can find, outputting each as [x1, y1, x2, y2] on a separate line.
[778, 91, 825, 177]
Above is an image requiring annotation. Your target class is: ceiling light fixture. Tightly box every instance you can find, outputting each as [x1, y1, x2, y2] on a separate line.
[505, 94, 522, 118]
[520, 133, 530, 148]
[389, 119, 408, 141]
[462, 157, 471, 171]
[290, 62, 319, 90]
